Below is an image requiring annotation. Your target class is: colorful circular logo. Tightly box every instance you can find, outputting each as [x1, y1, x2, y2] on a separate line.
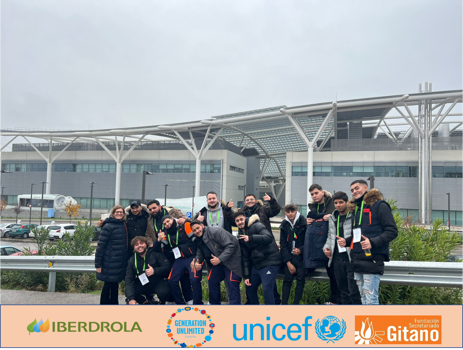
[166, 307, 215, 348]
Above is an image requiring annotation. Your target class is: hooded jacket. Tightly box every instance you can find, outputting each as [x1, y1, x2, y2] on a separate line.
[125, 247, 171, 301]
[194, 226, 243, 278]
[347, 188, 398, 274]
[308, 191, 335, 215]
[195, 202, 235, 233]
[240, 197, 281, 236]
[279, 212, 307, 264]
[95, 217, 129, 283]
[238, 214, 281, 279]
[125, 204, 150, 252]
[145, 206, 185, 244]
[323, 210, 354, 267]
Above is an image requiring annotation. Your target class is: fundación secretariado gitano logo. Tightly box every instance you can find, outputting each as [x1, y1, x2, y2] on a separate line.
[166, 307, 215, 348]
[355, 316, 442, 345]
[314, 316, 346, 343]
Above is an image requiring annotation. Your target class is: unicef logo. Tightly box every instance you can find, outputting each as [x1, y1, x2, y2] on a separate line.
[315, 316, 346, 343]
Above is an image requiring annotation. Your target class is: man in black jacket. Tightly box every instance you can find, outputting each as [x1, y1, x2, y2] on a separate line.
[125, 236, 171, 304]
[349, 180, 398, 305]
[241, 193, 281, 236]
[125, 201, 150, 254]
[190, 221, 243, 305]
[145, 200, 170, 244]
[280, 204, 307, 305]
[158, 215, 203, 305]
[194, 192, 235, 233]
[235, 210, 281, 305]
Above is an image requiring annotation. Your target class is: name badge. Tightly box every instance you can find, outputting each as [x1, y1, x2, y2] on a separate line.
[232, 231, 238, 237]
[337, 242, 347, 253]
[292, 240, 296, 253]
[353, 228, 362, 243]
[138, 273, 149, 285]
[172, 247, 181, 259]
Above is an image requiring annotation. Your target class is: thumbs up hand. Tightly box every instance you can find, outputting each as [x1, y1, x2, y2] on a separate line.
[263, 193, 271, 201]
[210, 254, 221, 266]
[145, 264, 154, 277]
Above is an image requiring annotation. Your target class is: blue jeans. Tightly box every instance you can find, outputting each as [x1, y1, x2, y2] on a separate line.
[354, 272, 380, 305]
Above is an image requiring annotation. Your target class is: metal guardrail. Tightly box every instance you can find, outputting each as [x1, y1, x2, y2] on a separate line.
[1, 256, 462, 292]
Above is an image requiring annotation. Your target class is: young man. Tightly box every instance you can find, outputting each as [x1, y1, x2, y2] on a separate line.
[323, 191, 361, 304]
[194, 192, 235, 233]
[349, 180, 398, 304]
[279, 204, 307, 305]
[125, 236, 171, 304]
[235, 210, 281, 305]
[305, 183, 340, 305]
[125, 201, 150, 254]
[145, 200, 170, 243]
[190, 221, 243, 305]
[159, 215, 203, 305]
[241, 193, 281, 236]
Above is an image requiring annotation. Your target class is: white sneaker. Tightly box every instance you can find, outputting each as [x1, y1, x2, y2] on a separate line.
[165, 301, 176, 305]
[187, 300, 194, 305]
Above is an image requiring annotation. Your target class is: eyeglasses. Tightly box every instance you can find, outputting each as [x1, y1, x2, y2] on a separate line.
[245, 198, 255, 202]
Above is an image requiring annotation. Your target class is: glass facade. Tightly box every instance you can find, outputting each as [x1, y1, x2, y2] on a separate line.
[2, 162, 221, 174]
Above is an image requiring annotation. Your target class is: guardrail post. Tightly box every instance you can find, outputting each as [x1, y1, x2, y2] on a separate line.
[48, 272, 56, 292]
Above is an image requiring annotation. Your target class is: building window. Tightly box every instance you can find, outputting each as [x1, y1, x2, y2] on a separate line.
[230, 165, 244, 173]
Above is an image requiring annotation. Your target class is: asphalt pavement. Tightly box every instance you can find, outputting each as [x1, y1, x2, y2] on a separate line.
[0, 289, 126, 304]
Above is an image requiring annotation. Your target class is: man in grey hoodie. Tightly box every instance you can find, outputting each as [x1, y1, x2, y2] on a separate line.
[323, 191, 361, 304]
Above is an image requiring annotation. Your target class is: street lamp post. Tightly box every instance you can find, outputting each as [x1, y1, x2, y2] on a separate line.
[447, 193, 451, 229]
[243, 185, 247, 200]
[141, 171, 154, 204]
[89, 182, 96, 226]
[164, 184, 169, 206]
[40, 181, 47, 225]
[29, 183, 35, 224]
[192, 185, 195, 217]
[368, 175, 375, 190]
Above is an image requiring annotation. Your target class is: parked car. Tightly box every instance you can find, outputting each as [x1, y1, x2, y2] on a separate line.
[31, 225, 50, 237]
[10, 249, 39, 256]
[48, 224, 77, 240]
[8, 224, 38, 239]
[0, 223, 20, 238]
[0, 245, 22, 255]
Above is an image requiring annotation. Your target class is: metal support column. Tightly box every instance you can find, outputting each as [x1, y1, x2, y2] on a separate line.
[115, 162, 122, 205]
[195, 157, 201, 197]
[46, 137, 53, 194]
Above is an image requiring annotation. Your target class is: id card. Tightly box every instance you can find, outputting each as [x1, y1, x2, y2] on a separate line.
[138, 273, 149, 286]
[337, 242, 347, 253]
[353, 228, 362, 243]
[232, 231, 238, 237]
[172, 247, 181, 259]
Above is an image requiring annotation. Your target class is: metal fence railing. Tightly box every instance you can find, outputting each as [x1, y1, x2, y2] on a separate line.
[1, 256, 462, 293]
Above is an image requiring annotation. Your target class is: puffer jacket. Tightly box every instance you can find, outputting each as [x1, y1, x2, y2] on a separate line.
[308, 191, 335, 215]
[240, 197, 281, 236]
[95, 217, 129, 283]
[195, 202, 235, 233]
[238, 214, 281, 279]
[279, 212, 307, 264]
[323, 210, 354, 267]
[125, 205, 150, 252]
[303, 211, 329, 269]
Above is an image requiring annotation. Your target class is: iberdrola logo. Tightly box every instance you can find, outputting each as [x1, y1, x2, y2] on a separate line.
[27, 319, 50, 334]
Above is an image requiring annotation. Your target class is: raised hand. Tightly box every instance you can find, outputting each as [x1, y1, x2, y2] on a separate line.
[197, 215, 205, 222]
[228, 199, 234, 208]
[263, 193, 271, 202]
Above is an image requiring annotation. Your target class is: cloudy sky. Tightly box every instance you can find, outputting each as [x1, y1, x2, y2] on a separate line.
[1, 0, 462, 143]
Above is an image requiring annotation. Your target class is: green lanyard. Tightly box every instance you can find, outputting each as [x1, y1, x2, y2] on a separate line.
[134, 252, 146, 275]
[354, 201, 364, 226]
[154, 219, 164, 233]
[290, 226, 297, 239]
[167, 229, 179, 248]
[208, 211, 220, 227]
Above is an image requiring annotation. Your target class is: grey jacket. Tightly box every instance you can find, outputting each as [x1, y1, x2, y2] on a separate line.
[194, 226, 243, 279]
[323, 210, 353, 267]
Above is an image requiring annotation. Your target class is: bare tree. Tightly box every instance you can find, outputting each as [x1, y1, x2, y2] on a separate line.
[13, 205, 24, 223]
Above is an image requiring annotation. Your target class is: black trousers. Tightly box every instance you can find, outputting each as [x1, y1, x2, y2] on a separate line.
[333, 257, 362, 304]
[133, 279, 171, 304]
[100, 282, 119, 305]
[282, 257, 306, 305]
[326, 262, 342, 304]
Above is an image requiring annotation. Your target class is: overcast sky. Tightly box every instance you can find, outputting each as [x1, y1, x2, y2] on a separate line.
[1, 0, 462, 145]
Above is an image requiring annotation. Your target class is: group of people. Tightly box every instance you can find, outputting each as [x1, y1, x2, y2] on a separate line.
[95, 178, 397, 306]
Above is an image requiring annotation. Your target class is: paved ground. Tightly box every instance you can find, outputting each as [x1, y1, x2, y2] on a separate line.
[0, 289, 126, 305]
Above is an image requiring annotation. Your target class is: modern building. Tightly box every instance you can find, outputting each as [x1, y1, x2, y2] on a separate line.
[1, 86, 462, 223]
